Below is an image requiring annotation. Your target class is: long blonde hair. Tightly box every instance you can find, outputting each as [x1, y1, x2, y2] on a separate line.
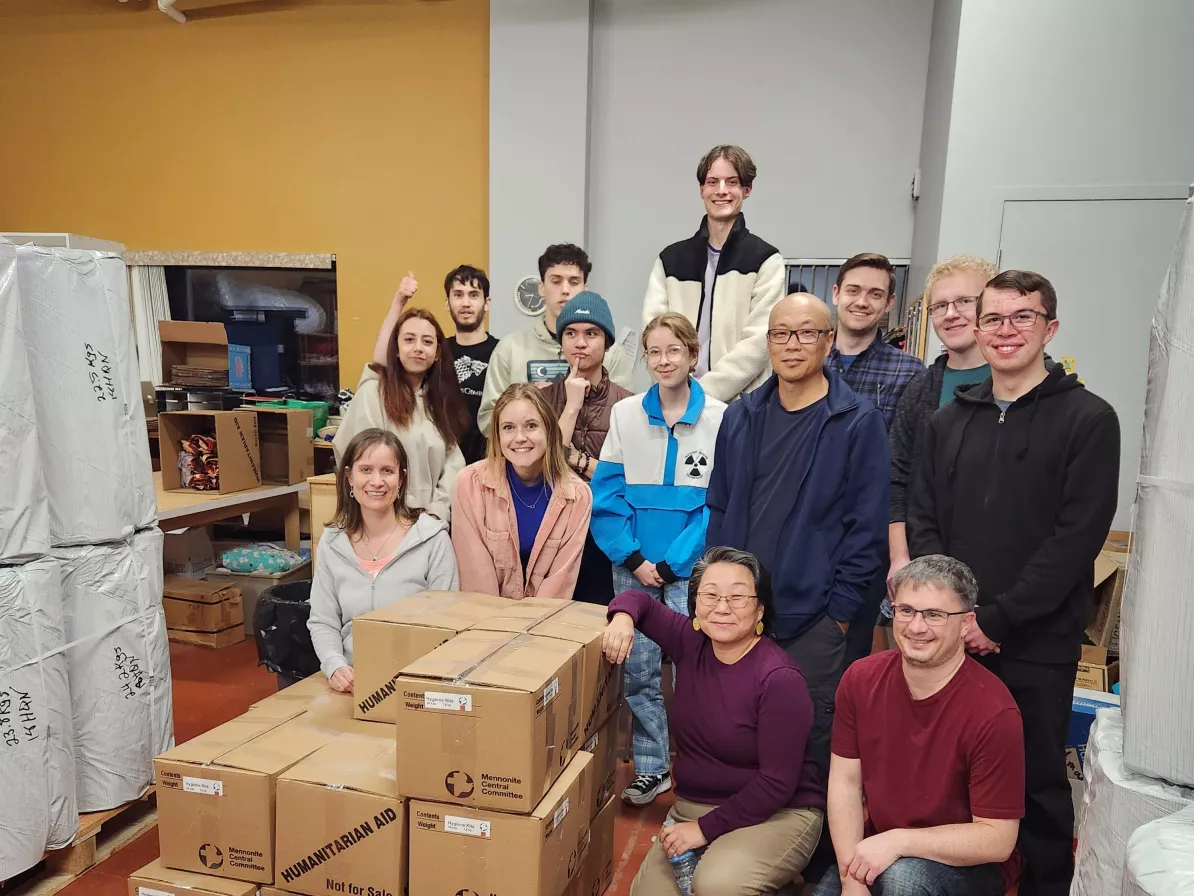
[486, 383, 570, 488]
[329, 429, 421, 537]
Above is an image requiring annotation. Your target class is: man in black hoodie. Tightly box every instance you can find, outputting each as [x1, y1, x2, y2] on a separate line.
[906, 270, 1119, 896]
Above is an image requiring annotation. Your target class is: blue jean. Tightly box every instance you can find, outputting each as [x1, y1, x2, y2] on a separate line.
[812, 857, 1005, 896]
[612, 563, 689, 776]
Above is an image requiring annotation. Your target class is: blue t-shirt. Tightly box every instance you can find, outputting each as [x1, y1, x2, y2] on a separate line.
[506, 465, 552, 570]
[837, 354, 858, 371]
[939, 364, 990, 407]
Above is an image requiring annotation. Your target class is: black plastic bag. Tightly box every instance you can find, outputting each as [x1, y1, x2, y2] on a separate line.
[253, 581, 321, 681]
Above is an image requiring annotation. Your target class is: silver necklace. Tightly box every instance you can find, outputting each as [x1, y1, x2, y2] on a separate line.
[362, 523, 400, 561]
[512, 478, 548, 510]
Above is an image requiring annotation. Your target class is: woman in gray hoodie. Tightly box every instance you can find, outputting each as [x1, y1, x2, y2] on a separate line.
[307, 428, 459, 693]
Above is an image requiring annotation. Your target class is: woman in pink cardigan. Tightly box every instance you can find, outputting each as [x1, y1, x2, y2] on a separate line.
[452, 383, 592, 599]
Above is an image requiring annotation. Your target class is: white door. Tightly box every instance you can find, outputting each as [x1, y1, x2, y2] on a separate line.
[997, 197, 1187, 529]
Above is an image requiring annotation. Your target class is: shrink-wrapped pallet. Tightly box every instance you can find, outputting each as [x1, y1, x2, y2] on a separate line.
[1123, 807, 1194, 895]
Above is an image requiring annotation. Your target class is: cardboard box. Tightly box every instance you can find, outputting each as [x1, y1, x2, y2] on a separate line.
[1067, 686, 1121, 782]
[566, 795, 617, 896]
[1075, 645, 1120, 692]
[159, 410, 262, 495]
[256, 408, 315, 485]
[408, 751, 593, 896]
[260, 891, 300, 896]
[155, 710, 341, 882]
[163, 575, 244, 632]
[275, 736, 406, 896]
[160, 320, 232, 385]
[1086, 550, 1126, 654]
[127, 859, 260, 896]
[395, 630, 582, 812]
[163, 528, 217, 578]
[206, 560, 313, 637]
[581, 716, 619, 822]
[351, 592, 512, 723]
[168, 626, 246, 649]
[251, 674, 333, 712]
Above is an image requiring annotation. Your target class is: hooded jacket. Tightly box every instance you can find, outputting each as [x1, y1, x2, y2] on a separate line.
[706, 371, 890, 639]
[543, 370, 634, 460]
[307, 513, 459, 678]
[906, 366, 1120, 663]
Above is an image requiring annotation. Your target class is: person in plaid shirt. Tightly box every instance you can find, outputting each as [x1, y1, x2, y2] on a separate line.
[826, 253, 923, 665]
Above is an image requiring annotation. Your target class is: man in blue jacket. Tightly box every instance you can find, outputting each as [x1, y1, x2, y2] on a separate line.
[706, 292, 889, 795]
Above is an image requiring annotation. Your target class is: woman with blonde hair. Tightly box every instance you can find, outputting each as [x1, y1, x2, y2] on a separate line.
[308, 428, 459, 693]
[334, 276, 470, 522]
[452, 382, 591, 599]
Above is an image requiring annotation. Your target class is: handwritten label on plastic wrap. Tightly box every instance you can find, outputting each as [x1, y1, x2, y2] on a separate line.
[114, 646, 147, 700]
[0, 686, 40, 748]
[84, 343, 118, 402]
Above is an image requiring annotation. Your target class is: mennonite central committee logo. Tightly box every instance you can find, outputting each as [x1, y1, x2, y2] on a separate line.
[199, 844, 224, 869]
[445, 770, 475, 798]
[455, 890, 481, 896]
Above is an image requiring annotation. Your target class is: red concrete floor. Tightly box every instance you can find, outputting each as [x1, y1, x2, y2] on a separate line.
[53, 639, 668, 896]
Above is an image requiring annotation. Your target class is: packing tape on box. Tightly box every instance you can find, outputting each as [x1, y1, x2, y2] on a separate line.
[448, 632, 537, 686]
[0, 612, 142, 677]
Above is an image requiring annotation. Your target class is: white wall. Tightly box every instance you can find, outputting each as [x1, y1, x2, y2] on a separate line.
[586, 0, 934, 341]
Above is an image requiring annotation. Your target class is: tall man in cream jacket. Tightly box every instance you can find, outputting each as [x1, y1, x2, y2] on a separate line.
[642, 145, 787, 402]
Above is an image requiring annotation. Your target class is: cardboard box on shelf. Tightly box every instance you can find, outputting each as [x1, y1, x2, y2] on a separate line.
[1086, 550, 1126, 654]
[275, 736, 406, 896]
[566, 795, 617, 896]
[470, 598, 624, 742]
[158, 410, 261, 495]
[163, 575, 244, 633]
[395, 630, 581, 812]
[1075, 645, 1120, 692]
[163, 528, 217, 578]
[581, 715, 619, 822]
[159, 321, 232, 385]
[351, 592, 511, 723]
[127, 859, 260, 896]
[154, 710, 340, 882]
[206, 560, 313, 637]
[255, 408, 315, 485]
[408, 751, 593, 896]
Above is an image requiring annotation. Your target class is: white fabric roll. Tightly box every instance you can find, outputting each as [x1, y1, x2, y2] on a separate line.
[1123, 807, 1194, 895]
[0, 559, 78, 879]
[56, 528, 174, 812]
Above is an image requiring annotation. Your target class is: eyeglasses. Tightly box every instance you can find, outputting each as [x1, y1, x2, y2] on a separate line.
[976, 309, 1051, 332]
[891, 604, 970, 626]
[928, 296, 979, 319]
[645, 346, 687, 363]
[767, 328, 832, 345]
[695, 592, 757, 610]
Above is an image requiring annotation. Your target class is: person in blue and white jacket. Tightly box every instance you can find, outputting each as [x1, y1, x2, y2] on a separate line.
[592, 311, 728, 808]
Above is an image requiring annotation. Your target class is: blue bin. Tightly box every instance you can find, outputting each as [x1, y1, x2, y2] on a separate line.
[228, 344, 253, 391]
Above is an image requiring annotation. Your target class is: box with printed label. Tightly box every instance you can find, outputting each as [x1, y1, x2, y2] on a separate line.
[1075, 645, 1119, 692]
[127, 859, 260, 896]
[154, 707, 342, 882]
[395, 629, 581, 812]
[581, 715, 619, 822]
[163, 528, 217, 578]
[470, 598, 624, 742]
[352, 591, 512, 723]
[158, 410, 261, 495]
[408, 751, 593, 896]
[275, 735, 406, 896]
[566, 795, 617, 896]
[1086, 550, 1126, 654]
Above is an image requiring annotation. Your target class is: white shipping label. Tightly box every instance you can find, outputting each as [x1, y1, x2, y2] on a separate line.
[137, 887, 175, 896]
[445, 815, 492, 838]
[542, 677, 560, 707]
[425, 691, 473, 712]
[182, 776, 224, 796]
[551, 798, 570, 830]
[584, 732, 598, 753]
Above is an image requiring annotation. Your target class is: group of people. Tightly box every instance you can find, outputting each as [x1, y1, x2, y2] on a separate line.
[304, 144, 1121, 896]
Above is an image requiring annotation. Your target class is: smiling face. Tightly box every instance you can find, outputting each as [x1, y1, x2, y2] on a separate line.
[768, 295, 833, 384]
[833, 265, 894, 338]
[892, 582, 973, 669]
[976, 287, 1058, 375]
[447, 277, 490, 333]
[348, 442, 404, 514]
[561, 323, 606, 377]
[498, 398, 548, 478]
[929, 271, 986, 354]
[539, 264, 587, 322]
[700, 156, 750, 223]
[693, 562, 764, 646]
[397, 316, 439, 376]
[645, 324, 695, 388]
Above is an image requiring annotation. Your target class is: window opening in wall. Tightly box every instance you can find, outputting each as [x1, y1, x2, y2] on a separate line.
[785, 258, 913, 351]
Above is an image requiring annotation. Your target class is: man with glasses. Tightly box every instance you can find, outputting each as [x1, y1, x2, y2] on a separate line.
[907, 270, 1120, 896]
[642, 144, 787, 402]
[707, 293, 889, 800]
[813, 554, 1024, 896]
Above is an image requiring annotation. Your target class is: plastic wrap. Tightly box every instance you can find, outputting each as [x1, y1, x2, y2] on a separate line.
[56, 528, 174, 812]
[1123, 807, 1194, 895]
[214, 272, 327, 333]
[1071, 708, 1194, 896]
[1122, 195, 1194, 787]
[0, 559, 78, 879]
[0, 239, 51, 563]
[16, 245, 157, 547]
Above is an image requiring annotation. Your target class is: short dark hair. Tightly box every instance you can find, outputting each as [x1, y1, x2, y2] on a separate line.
[696, 145, 758, 189]
[687, 546, 775, 633]
[890, 554, 979, 611]
[443, 265, 490, 299]
[836, 253, 895, 295]
[980, 270, 1057, 318]
[538, 244, 592, 282]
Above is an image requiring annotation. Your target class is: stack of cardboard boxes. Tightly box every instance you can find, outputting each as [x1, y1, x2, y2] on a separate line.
[129, 593, 624, 896]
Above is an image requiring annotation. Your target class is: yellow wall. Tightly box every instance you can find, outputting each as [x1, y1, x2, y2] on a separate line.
[0, 0, 488, 384]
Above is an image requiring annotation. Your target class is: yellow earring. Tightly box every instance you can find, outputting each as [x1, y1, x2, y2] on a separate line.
[692, 618, 701, 631]
[755, 621, 764, 636]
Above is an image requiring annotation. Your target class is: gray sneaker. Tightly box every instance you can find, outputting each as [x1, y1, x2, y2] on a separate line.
[621, 772, 672, 806]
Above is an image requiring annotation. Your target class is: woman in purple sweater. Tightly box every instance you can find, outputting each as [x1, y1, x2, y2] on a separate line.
[604, 546, 824, 895]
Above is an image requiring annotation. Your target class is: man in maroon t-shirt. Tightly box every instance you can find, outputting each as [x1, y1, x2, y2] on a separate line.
[813, 555, 1024, 896]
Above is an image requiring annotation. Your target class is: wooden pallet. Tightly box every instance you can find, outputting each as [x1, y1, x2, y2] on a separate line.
[1, 788, 158, 896]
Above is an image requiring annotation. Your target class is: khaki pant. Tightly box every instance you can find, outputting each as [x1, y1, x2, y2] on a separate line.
[630, 797, 823, 896]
